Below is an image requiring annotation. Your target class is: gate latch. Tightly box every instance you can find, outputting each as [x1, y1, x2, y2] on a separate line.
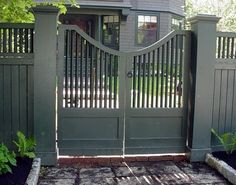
[127, 71, 133, 78]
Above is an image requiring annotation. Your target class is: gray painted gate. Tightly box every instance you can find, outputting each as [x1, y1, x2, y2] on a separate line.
[57, 25, 190, 156]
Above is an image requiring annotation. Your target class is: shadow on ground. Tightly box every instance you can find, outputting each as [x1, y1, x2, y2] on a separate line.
[38, 161, 231, 185]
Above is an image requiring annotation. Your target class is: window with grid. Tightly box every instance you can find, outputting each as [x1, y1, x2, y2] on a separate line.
[137, 15, 158, 46]
[102, 15, 120, 50]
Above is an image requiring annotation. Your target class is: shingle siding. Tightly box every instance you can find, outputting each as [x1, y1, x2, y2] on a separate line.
[129, 0, 184, 16]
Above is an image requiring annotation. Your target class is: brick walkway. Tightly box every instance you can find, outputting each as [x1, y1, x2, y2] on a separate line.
[38, 160, 231, 185]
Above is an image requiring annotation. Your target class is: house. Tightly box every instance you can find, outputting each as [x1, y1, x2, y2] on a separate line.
[57, 0, 184, 51]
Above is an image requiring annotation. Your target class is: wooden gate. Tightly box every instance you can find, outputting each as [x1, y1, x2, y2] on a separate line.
[57, 25, 190, 156]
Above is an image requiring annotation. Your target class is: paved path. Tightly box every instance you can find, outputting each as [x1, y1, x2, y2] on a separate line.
[38, 161, 231, 185]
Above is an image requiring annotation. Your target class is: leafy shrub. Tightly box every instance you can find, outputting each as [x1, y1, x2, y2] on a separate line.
[13, 131, 36, 158]
[211, 129, 236, 155]
[0, 143, 16, 174]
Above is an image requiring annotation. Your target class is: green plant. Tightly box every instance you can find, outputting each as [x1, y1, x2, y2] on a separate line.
[0, 143, 16, 174]
[211, 129, 236, 155]
[13, 131, 36, 158]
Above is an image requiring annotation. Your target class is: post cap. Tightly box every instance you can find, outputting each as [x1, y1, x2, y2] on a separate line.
[188, 14, 221, 24]
[31, 5, 60, 14]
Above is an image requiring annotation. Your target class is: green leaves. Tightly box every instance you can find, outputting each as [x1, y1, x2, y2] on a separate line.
[0, 143, 16, 175]
[0, 0, 79, 23]
[211, 129, 236, 155]
[186, 0, 236, 31]
[0, 131, 36, 175]
[13, 131, 36, 159]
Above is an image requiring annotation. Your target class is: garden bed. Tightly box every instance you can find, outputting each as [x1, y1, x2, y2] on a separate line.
[206, 153, 236, 185]
[212, 151, 236, 170]
[0, 157, 40, 185]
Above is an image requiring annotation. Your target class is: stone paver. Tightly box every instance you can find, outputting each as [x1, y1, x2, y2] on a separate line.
[38, 161, 232, 185]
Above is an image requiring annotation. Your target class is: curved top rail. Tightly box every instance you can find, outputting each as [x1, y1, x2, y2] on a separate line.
[129, 30, 187, 56]
[59, 24, 124, 56]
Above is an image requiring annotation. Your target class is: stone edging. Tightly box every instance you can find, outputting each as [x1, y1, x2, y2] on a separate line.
[25, 158, 41, 185]
[205, 153, 236, 185]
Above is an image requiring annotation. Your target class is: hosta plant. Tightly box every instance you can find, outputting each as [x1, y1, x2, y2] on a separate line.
[0, 143, 16, 175]
[211, 129, 236, 155]
[13, 131, 36, 158]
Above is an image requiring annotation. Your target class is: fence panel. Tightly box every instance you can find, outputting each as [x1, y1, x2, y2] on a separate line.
[0, 23, 34, 149]
[212, 32, 236, 151]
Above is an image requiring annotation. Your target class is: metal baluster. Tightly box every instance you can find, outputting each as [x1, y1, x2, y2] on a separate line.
[137, 55, 141, 108]
[156, 48, 160, 108]
[75, 33, 79, 107]
[133, 56, 137, 108]
[151, 50, 155, 108]
[169, 38, 174, 108]
[142, 54, 146, 108]
[114, 56, 118, 108]
[160, 45, 165, 108]
[147, 52, 151, 108]
[174, 35, 179, 108]
[165, 41, 169, 108]
[80, 36, 83, 108]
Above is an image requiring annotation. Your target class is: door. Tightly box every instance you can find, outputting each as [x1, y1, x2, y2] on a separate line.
[57, 25, 126, 155]
[124, 31, 189, 154]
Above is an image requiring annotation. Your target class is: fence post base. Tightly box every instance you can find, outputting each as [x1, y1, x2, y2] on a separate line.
[187, 147, 211, 162]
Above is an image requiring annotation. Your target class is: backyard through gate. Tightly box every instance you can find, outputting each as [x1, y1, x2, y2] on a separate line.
[57, 25, 190, 155]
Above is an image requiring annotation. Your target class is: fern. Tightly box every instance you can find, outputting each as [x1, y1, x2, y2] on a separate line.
[211, 129, 236, 155]
[0, 143, 16, 174]
[13, 131, 36, 158]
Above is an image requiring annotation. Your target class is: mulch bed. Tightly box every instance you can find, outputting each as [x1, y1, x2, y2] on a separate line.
[0, 157, 33, 185]
[212, 151, 236, 170]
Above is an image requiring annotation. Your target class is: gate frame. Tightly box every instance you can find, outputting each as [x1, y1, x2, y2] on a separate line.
[32, 5, 221, 165]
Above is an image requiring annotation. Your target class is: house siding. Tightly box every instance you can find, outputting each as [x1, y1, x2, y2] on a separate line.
[119, 11, 172, 52]
[130, 0, 184, 16]
[63, 0, 185, 51]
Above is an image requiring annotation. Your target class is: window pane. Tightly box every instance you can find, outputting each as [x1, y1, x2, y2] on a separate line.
[138, 22, 144, 29]
[104, 16, 108, 23]
[151, 16, 157, 23]
[102, 16, 120, 50]
[137, 29, 157, 45]
[138, 15, 145, 22]
[137, 15, 158, 45]
[144, 16, 151, 23]
[114, 16, 119, 23]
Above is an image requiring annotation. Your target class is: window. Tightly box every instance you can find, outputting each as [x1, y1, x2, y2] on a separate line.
[171, 17, 183, 31]
[102, 16, 120, 50]
[137, 15, 158, 46]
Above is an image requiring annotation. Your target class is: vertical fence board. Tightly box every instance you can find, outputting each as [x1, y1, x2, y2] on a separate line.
[0, 66, 4, 142]
[11, 66, 20, 141]
[232, 70, 236, 131]
[27, 66, 34, 137]
[218, 70, 228, 133]
[212, 70, 221, 133]
[19, 66, 27, 135]
[225, 70, 234, 132]
[3, 66, 12, 147]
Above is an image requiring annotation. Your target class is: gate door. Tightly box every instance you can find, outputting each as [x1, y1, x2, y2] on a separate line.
[57, 25, 125, 155]
[125, 31, 190, 154]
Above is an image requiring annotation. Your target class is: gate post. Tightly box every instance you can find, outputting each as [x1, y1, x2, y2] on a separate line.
[33, 6, 59, 165]
[187, 15, 220, 161]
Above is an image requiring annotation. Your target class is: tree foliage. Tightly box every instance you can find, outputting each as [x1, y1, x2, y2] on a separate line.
[185, 0, 236, 31]
[0, 0, 79, 23]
